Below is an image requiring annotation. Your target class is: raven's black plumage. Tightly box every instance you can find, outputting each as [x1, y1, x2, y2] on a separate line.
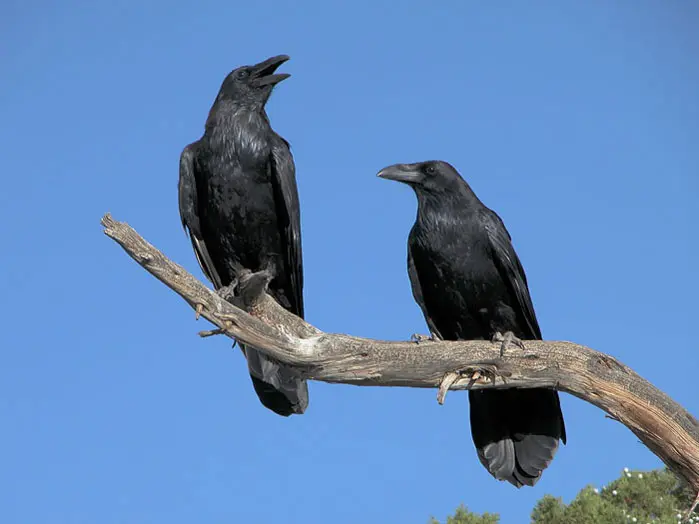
[178, 55, 307, 416]
[378, 160, 566, 487]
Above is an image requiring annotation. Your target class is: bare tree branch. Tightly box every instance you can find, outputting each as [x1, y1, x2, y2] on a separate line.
[101, 212, 699, 508]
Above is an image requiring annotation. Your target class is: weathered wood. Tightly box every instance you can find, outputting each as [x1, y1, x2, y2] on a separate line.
[101, 212, 699, 512]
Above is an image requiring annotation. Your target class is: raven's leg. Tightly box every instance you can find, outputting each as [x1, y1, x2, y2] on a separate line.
[213, 268, 273, 349]
[215, 275, 241, 302]
[211, 276, 242, 347]
[492, 331, 526, 357]
[194, 275, 241, 319]
[238, 268, 275, 308]
[214, 264, 276, 308]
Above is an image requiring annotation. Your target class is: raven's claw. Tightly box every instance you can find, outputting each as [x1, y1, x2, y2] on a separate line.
[215, 277, 239, 302]
[492, 331, 526, 357]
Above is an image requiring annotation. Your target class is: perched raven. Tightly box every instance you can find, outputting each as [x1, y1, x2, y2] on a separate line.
[378, 160, 566, 487]
[178, 55, 308, 416]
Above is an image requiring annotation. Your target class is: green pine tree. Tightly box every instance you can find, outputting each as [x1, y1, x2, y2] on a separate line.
[428, 504, 500, 524]
[430, 468, 697, 524]
[531, 468, 696, 524]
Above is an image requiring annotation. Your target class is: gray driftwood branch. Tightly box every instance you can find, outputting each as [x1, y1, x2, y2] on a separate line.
[101, 213, 699, 513]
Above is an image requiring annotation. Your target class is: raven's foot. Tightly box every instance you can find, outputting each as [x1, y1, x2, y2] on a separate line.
[238, 269, 274, 309]
[411, 332, 436, 344]
[492, 331, 526, 357]
[436, 361, 503, 405]
[215, 277, 239, 302]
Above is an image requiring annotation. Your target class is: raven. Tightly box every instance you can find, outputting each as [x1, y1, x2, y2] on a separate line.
[178, 55, 308, 416]
[378, 160, 566, 487]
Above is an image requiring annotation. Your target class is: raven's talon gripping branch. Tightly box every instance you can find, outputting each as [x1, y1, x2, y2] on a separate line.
[492, 331, 526, 357]
[216, 287, 234, 301]
[215, 277, 239, 302]
[460, 362, 503, 388]
[436, 362, 503, 405]
[411, 333, 435, 344]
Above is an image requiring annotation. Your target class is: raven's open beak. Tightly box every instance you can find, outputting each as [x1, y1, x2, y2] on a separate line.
[376, 164, 422, 184]
[251, 55, 291, 87]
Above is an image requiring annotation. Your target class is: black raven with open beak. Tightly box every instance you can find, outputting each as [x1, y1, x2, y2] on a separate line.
[178, 55, 308, 416]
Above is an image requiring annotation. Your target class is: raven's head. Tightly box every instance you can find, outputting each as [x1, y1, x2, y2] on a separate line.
[216, 55, 291, 109]
[377, 160, 466, 195]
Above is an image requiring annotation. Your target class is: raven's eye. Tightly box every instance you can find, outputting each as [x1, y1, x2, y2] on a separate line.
[425, 165, 436, 175]
[236, 69, 249, 79]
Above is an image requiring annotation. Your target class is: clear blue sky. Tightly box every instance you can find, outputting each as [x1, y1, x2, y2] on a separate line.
[2, 2, 697, 523]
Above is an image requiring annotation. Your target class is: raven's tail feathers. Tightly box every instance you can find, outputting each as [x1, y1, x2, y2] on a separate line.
[469, 388, 566, 487]
[242, 343, 308, 417]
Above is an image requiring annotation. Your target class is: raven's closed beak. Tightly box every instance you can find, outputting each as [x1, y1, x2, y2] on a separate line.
[251, 54, 291, 87]
[376, 164, 422, 184]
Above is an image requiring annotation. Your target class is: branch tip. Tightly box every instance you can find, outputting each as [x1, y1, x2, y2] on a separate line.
[199, 328, 226, 338]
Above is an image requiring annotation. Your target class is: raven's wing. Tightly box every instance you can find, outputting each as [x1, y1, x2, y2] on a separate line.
[407, 242, 443, 340]
[269, 136, 304, 318]
[481, 208, 542, 339]
[178, 142, 223, 289]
